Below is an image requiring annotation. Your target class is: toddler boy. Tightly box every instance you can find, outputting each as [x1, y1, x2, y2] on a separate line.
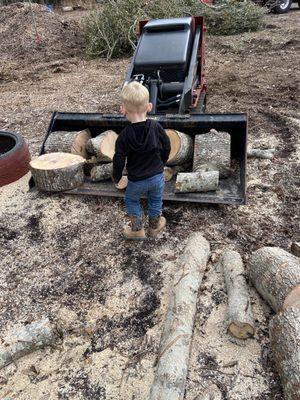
[113, 81, 171, 240]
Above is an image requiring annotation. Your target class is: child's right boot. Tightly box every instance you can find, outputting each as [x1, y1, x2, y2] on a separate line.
[149, 215, 166, 238]
[123, 215, 146, 240]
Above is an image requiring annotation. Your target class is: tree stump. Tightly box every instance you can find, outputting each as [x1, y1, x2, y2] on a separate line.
[193, 130, 231, 178]
[221, 250, 255, 339]
[44, 129, 91, 159]
[30, 152, 85, 192]
[249, 247, 300, 312]
[166, 129, 193, 166]
[86, 130, 118, 162]
[90, 163, 113, 181]
[269, 306, 300, 400]
[149, 233, 210, 400]
[175, 171, 219, 193]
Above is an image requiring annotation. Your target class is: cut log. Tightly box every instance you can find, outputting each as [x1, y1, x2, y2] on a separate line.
[115, 176, 128, 190]
[193, 130, 231, 178]
[249, 247, 300, 312]
[86, 130, 118, 162]
[149, 233, 210, 400]
[247, 148, 275, 159]
[90, 163, 113, 181]
[44, 129, 91, 159]
[164, 163, 191, 182]
[175, 171, 219, 193]
[221, 250, 255, 339]
[0, 319, 56, 370]
[269, 305, 300, 400]
[166, 129, 193, 166]
[30, 152, 85, 192]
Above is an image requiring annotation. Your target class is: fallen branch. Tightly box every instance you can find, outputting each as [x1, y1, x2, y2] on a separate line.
[0, 319, 56, 370]
[149, 233, 210, 400]
[247, 148, 275, 159]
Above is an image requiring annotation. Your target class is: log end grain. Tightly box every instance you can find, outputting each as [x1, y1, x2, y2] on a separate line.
[228, 321, 255, 340]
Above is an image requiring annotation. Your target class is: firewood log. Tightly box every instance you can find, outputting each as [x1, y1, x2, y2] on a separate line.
[269, 305, 300, 400]
[86, 130, 118, 162]
[30, 152, 85, 192]
[164, 163, 192, 182]
[193, 130, 231, 178]
[149, 233, 210, 400]
[175, 171, 219, 193]
[0, 319, 56, 370]
[249, 247, 300, 313]
[90, 163, 113, 181]
[44, 129, 91, 159]
[166, 129, 193, 166]
[221, 250, 255, 339]
[291, 241, 300, 258]
[250, 247, 300, 399]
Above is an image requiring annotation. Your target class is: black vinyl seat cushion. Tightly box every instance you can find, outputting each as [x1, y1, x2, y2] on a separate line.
[134, 17, 194, 81]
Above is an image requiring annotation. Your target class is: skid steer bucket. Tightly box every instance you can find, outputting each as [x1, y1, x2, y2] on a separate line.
[31, 112, 247, 205]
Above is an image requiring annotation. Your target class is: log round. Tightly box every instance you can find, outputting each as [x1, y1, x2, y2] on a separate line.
[30, 152, 85, 192]
[90, 163, 113, 181]
[175, 171, 219, 193]
[164, 166, 174, 182]
[86, 130, 118, 162]
[193, 130, 231, 178]
[166, 129, 193, 166]
[149, 233, 210, 400]
[221, 250, 255, 339]
[249, 247, 300, 312]
[269, 306, 300, 400]
[44, 129, 91, 159]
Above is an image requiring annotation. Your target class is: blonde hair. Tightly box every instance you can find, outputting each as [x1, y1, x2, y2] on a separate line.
[121, 81, 149, 113]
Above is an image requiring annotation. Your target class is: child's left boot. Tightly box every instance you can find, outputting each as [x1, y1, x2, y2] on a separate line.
[123, 215, 146, 240]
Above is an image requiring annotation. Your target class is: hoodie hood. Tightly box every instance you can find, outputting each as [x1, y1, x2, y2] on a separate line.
[126, 119, 158, 152]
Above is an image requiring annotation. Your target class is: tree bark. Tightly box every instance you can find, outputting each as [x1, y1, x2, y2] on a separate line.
[175, 171, 219, 193]
[44, 129, 91, 159]
[269, 306, 300, 400]
[86, 130, 118, 162]
[0, 319, 56, 370]
[221, 250, 255, 339]
[149, 233, 210, 400]
[90, 163, 113, 181]
[193, 130, 231, 178]
[166, 129, 193, 166]
[30, 152, 85, 192]
[249, 247, 300, 312]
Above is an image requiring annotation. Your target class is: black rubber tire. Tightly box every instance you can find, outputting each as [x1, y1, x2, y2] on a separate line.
[0, 131, 31, 187]
[272, 0, 292, 13]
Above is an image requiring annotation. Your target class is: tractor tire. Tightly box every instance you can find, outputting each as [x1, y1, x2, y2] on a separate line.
[0, 131, 31, 187]
[272, 0, 292, 13]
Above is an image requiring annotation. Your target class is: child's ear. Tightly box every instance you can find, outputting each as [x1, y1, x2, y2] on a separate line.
[147, 103, 153, 113]
[120, 104, 126, 115]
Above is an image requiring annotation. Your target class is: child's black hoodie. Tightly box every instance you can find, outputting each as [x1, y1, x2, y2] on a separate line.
[113, 119, 171, 182]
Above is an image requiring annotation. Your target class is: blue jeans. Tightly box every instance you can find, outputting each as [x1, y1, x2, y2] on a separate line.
[125, 173, 164, 218]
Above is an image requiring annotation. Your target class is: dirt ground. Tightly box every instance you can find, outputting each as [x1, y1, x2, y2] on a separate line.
[0, 5, 299, 400]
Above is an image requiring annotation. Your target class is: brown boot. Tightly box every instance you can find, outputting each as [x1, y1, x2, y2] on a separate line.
[149, 215, 166, 238]
[123, 215, 146, 240]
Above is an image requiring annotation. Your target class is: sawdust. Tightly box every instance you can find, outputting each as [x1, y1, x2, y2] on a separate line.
[0, 8, 299, 400]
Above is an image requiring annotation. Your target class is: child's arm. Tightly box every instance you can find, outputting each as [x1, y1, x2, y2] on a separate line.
[158, 125, 171, 165]
[112, 133, 127, 183]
